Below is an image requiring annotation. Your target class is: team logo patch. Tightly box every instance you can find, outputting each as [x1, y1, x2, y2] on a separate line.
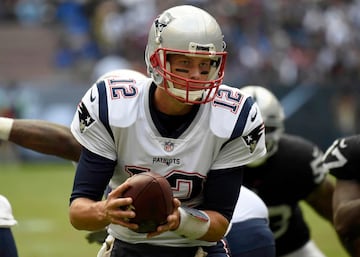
[242, 123, 264, 153]
[78, 102, 95, 133]
[164, 141, 174, 152]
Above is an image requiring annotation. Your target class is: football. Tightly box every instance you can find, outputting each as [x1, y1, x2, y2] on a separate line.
[122, 172, 174, 233]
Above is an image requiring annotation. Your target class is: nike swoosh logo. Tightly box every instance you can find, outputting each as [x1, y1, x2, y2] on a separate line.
[90, 89, 96, 102]
[251, 109, 257, 122]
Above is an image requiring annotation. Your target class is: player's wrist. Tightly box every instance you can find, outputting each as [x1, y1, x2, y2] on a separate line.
[173, 206, 210, 240]
[0, 117, 14, 141]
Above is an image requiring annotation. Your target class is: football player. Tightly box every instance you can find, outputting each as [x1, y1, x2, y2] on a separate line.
[67, 5, 267, 257]
[237, 86, 335, 257]
[227, 186, 276, 257]
[0, 195, 18, 257]
[1, 115, 275, 257]
[323, 135, 360, 256]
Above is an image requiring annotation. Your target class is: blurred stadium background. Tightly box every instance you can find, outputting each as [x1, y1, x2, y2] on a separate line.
[0, 0, 358, 256]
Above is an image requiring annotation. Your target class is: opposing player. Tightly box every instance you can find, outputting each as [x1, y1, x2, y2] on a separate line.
[0, 195, 18, 257]
[238, 86, 335, 257]
[322, 135, 360, 256]
[227, 186, 275, 257]
[68, 5, 266, 257]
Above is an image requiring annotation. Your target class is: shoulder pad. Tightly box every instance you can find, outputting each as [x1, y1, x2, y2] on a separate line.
[94, 76, 152, 127]
[210, 84, 258, 139]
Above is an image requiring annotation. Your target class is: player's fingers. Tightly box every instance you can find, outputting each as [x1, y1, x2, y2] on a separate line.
[146, 223, 171, 238]
[106, 207, 137, 229]
[173, 198, 181, 209]
[108, 182, 131, 198]
[113, 218, 139, 231]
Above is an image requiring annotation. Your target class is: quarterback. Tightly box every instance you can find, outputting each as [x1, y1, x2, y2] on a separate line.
[0, 113, 274, 257]
[68, 5, 266, 257]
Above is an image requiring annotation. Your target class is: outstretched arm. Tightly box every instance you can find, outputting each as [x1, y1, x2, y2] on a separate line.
[333, 179, 360, 256]
[0, 117, 81, 162]
[305, 176, 335, 223]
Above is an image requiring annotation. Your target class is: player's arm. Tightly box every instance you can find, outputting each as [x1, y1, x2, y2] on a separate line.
[69, 148, 137, 231]
[0, 117, 81, 162]
[305, 176, 335, 222]
[165, 167, 243, 242]
[332, 179, 360, 255]
[149, 167, 243, 242]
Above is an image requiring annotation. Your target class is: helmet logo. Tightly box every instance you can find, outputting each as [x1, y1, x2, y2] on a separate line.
[154, 12, 173, 43]
[155, 18, 168, 33]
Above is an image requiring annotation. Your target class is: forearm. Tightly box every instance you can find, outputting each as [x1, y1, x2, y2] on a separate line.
[172, 207, 229, 242]
[306, 179, 334, 223]
[69, 198, 110, 231]
[334, 199, 360, 236]
[200, 210, 229, 242]
[1, 118, 81, 161]
[339, 236, 360, 257]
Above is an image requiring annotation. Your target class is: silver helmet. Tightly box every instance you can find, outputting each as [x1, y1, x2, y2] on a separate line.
[145, 5, 227, 104]
[240, 85, 285, 164]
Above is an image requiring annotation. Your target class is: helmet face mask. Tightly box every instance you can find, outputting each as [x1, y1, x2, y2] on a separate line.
[145, 5, 227, 104]
[149, 47, 227, 103]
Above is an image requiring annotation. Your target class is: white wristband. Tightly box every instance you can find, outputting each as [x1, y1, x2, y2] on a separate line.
[173, 206, 210, 240]
[0, 117, 14, 141]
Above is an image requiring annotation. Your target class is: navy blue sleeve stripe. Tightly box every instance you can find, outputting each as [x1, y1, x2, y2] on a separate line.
[230, 97, 254, 140]
[97, 81, 114, 141]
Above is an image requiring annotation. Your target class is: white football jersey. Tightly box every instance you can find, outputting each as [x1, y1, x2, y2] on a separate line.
[231, 186, 269, 223]
[71, 70, 266, 247]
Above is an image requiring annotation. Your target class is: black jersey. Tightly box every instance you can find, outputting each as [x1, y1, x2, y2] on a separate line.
[243, 134, 327, 256]
[323, 134, 360, 181]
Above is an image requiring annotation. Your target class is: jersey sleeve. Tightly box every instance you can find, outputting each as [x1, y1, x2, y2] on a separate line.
[323, 135, 360, 181]
[71, 82, 117, 160]
[210, 86, 266, 169]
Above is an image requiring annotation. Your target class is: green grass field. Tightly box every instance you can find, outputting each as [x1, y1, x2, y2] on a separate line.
[0, 162, 349, 257]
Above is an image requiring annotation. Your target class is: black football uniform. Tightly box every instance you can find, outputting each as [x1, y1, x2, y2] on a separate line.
[242, 134, 327, 256]
[323, 134, 360, 181]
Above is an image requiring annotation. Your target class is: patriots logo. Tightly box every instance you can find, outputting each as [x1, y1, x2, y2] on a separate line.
[78, 102, 95, 133]
[155, 11, 173, 34]
[242, 123, 264, 153]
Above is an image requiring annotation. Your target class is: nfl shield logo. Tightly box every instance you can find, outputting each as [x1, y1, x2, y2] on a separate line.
[164, 141, 174, 152]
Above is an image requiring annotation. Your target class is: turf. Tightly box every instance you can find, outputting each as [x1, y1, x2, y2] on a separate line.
[0, 162, 350, 257]
[0, 162, 99, 257]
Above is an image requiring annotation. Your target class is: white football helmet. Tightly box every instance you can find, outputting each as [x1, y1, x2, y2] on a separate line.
[145, 5, 227, 104]
[240, 85, 285, 165]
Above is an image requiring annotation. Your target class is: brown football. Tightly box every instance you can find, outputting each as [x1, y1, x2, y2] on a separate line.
[122, 172, 174, 233]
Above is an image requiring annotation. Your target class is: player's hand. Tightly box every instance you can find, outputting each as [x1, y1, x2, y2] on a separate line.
[147, 198, 181, 238]
[104, 182, 139, 231]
